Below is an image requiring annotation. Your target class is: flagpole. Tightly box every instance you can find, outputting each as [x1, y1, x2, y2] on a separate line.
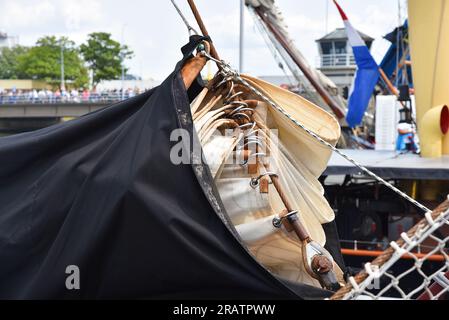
[254, 6, 346, 119]
[379, 68, 399, 96]
[325, 0, 329, 34]
[239, 0, 245, 73]
[333, 0, 403, 126]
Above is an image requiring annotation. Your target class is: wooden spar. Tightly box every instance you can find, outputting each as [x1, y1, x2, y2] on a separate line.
[254, 7, 346, 120]
[181, 42, 210, 89]
[378, 68, 407, 109]
[265, 166, 311, 242]
[187, 0, 220, 61]
[181, 54, 208, 89]
[379, 68, 399, 96]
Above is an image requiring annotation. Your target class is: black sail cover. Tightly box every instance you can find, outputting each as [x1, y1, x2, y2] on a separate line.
[0, 37, 340, 299]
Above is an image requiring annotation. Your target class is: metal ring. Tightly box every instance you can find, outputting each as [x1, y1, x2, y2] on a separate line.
[230, 108, 251, 117]
[244, 136, 264, 146]
[239, 140, 264, 150]
[225, 82, 236, 100]
[250, 172, 278, 189]
[228, 105, 247, 116]
[245, 134, 262, 141]
[231, 108, 254, 116]
[272, 217, 283, 229]
[229, 101, 248, 107]
[245, 127, 260, 137]
[227, 91, 244, 102]
[241, 152, 266, 166]
[231, 113, 251, 121]
[272, 211, 298, 228]
[228, 103, 250, 114]
[239, 122, 256, 131]
[214, 75, 232, 91]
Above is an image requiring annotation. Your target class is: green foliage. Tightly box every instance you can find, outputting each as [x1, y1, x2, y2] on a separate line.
[16, 36, 89, 87]
[0, 46, 29, 79]
[0, 33, 133, 88]
[80, 32, 133, 86]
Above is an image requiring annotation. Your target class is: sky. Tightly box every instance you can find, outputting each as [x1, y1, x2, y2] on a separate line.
[0, 0, 408, 81]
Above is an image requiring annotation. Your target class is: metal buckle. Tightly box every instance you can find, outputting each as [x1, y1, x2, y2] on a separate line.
[250, 172, 278, 189]
[272, 211, 298, 228]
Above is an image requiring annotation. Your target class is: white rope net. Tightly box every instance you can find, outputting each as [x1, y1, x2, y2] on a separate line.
[332, 198, 449, 300]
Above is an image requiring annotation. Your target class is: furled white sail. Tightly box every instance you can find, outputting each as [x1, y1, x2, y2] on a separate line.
[192, 73, 344, 288]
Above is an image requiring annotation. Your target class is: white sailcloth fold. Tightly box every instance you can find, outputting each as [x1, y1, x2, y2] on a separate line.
[191, 74, 344, 288]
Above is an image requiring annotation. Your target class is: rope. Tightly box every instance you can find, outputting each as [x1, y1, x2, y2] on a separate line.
[170, 0, 199, 36]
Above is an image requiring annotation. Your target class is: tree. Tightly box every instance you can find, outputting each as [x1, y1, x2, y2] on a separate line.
[80, 32, 133, 87]
[17, 36, 89, 88]
[0, 46, 29, 79]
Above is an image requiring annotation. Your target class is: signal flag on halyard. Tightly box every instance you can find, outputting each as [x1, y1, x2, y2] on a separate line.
[333, 0, 380, 128]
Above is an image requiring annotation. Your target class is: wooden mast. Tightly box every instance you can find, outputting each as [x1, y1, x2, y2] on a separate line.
[253, 7, 346, 120]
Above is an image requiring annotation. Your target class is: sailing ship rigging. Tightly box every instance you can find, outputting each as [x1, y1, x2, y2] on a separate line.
[0, 0, 447, 300]
[173, 0, 449, 299]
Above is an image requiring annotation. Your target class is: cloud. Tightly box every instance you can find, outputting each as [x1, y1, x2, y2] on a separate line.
[0, 0, 105, 45]
[61, 0, 104, 31]
[0, 0, 56, 30]
[0, 0, 402, 80]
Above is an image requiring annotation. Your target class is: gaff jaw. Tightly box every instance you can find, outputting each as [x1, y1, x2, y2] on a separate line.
[303, 240, 342, 292]
[272, 211, 342, 291]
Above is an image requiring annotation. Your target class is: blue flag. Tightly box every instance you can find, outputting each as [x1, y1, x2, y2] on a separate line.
[334, 0, 380, 127]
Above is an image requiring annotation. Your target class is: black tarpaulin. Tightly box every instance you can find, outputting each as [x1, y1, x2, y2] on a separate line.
[0, 37, 337, 299]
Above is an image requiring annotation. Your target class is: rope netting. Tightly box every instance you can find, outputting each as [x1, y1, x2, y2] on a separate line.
[331, 198, 449, 300]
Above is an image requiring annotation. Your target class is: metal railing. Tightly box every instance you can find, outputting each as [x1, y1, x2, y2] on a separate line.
[340, 239, 444, 254]
[319, 53, 356, 67]
[0, 93, 131, 105]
